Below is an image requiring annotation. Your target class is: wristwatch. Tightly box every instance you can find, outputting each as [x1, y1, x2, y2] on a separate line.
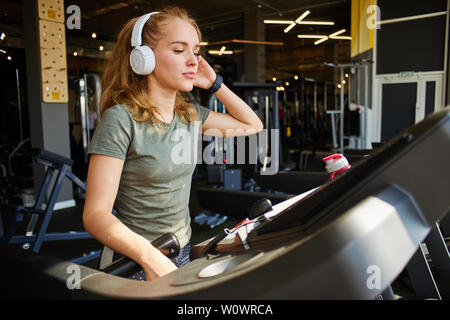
[208, 74, 223, 93]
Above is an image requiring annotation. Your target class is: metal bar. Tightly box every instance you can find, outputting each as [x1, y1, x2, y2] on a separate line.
[405, 246, 442, 299]
[329, 112, 338, 149]
[424, 223, 450, 271]
[69, 250, 102, 264]
[83, 74, 91, 144]
[9, 231, 94, 244]
[273, 90, 280, 169]
[364, 64, 369, 149]
[15, 68, 23, 142]
[339, 67, 344, 154]
[25, 166, 54, 236]
[379, 11, 447, 26]
[31, 165, 68, 253]
[65, 170, 86, 191]
[79, 77, 88, 163]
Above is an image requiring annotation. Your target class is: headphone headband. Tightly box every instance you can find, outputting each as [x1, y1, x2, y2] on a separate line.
[131, 11, 159, 48]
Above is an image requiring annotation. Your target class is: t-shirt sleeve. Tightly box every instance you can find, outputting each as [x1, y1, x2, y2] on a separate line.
[194, 103, 211, 124]
[87, 105, 133, 160]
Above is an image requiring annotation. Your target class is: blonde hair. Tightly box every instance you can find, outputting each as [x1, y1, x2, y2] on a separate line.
[100, 7, 202, 126]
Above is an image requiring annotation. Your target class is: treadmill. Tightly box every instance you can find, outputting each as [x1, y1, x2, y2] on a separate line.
[1, 107, 449, 300]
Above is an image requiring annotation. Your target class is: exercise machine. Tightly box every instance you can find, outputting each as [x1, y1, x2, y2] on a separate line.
[1, 107, 448, 299]
[0, 148, 100, 264]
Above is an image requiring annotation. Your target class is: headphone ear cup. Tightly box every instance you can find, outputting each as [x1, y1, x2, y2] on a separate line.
[130, 46, 156, 75]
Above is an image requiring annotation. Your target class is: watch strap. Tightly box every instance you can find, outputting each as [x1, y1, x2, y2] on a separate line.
[208, 74, 223, 93]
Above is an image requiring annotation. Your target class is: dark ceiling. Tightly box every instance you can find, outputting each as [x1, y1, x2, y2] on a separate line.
[1, 0, 350, 43]
[70, 0, 350, 42]
[0, 0, 351, 79]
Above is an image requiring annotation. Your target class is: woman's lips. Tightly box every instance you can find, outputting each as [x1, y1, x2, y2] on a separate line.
[183, 72, 195, 79]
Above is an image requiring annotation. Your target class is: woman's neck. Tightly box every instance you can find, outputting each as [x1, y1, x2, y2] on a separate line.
[147, 79, 177, 123]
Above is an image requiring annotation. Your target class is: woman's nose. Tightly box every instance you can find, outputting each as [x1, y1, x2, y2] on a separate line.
[187, 52, 198, 66]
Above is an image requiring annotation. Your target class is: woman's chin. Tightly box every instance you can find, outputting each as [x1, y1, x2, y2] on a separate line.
[178, 83, 194, 92]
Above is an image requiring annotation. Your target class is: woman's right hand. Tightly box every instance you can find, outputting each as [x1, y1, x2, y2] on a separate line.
[140, 244, 178, 281]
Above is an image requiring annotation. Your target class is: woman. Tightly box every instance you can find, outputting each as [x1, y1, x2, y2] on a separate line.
[83, 7, 263, 282]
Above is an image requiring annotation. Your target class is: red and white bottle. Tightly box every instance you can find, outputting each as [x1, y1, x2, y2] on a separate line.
[322, 153, 351, 179]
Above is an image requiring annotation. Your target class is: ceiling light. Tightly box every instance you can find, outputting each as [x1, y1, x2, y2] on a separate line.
[329, 29, 346, 38]
[331, 36, 352, 40]
[294, 75, 299, 80]
[208, 50, 233, 55]
[283, 22, 296, 33]
[0, 49, 6, 54]
[295, 11, 310, 23]
[299, 30, 351, 45]
[284, 11, 310, 33]
[0, 33, 5, 40]
[200, 42, 209, 46]
[272, 77, 277, 81]
[7, 55, 12, 60]
[264, 20, 294, 24]
[298, 34, 327, 39]
[73, 51, 78, 56]
[314, 36, 329, 45]
[298, 21, 335, 25]
[218, 46, 226, 55]
[91, 32, 97, 39]
[99, 45, 104, 51]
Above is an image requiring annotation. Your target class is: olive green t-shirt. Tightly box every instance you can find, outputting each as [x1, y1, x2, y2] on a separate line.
[87, 103, 210, 248]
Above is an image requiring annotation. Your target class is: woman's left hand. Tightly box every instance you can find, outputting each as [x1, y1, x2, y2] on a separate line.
[194, 55, 217, 90]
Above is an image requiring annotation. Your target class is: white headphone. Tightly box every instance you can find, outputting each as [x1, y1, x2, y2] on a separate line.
[129, 12, 159, 75]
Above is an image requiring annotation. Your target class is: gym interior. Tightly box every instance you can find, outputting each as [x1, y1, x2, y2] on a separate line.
[0, 0, 449, 301]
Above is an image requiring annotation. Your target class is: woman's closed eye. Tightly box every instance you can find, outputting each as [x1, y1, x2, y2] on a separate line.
[174, 49, 201, 57]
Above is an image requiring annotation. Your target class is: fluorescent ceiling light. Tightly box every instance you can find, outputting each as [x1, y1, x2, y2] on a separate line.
[295, 11, 310, 23]
[285, 11, 310, 33]
[298, 29, 351, 45]
[331, 36, 352, 40]
[264, 20, 294, 24]
[298, 21, 335, 25]
[267, 10, 334, 33]
[314, 36, 329, 45]
[208, 47, 233, 55]
[298, 34, 327, 39]
[329, 29, 346, 38]
[208, 51, 233, 55]
[284, 22, 296, 33]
